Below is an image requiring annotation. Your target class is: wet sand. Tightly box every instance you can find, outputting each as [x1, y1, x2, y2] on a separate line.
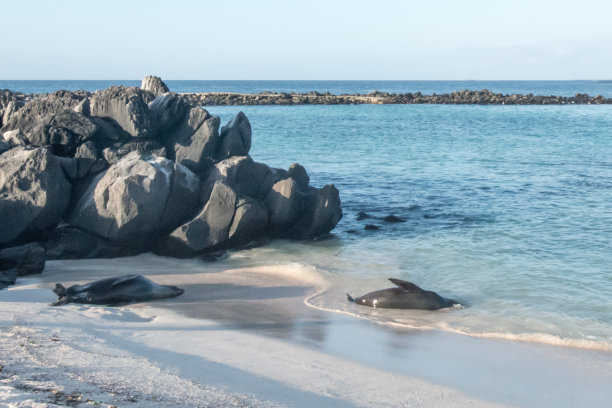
[1, 254, 611, 407]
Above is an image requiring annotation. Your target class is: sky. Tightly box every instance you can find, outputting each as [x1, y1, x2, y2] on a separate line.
[2, 0, 612, 80]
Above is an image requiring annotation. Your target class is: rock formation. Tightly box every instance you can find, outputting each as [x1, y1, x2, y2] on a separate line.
[141, 75, 170, 97]
[180, 89, 612, 106]
[0, 76, 343, 287]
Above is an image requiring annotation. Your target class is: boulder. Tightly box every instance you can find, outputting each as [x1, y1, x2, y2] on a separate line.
[68, 154, 200, 246]
[102, 140, 166, 165]
[228, 197, 268, 245]
[149, 92, 189, 134]
[2, 100, 23, 127]
[89, 86, 154, 139]
[141, 75, 170, 96]
[90, 116, 125, 142]
[3, 129, 28, 147]
[0, 89, 26, 128]
[164, 107, 220, 175]
[264, 177, 303, 228]
[73, 98, 90, 115]
[56, 156, 78, 180]
[0, 242, 46, 276]
[25, 109, 98, 156]
[165, 181, 236, 255]
[202, 156, 281, 202]
[383, 214, 406, 223]
[218, 111, 251, 159]
[0, 147, 72, 245]
[0, 268, 17, 288]
[160, 162, 201, 231]
[2, 92, 86, 134]
[45, 225, 132, 260]
[0, 140, 9, 155]
[286, 163, 310, 189]
[75, 140, 98, 160]
[290, 184, 342, 239]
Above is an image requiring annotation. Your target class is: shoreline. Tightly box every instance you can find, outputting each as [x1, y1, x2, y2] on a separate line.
[2, 255, 612, 407]
[180, 89, 612, 106]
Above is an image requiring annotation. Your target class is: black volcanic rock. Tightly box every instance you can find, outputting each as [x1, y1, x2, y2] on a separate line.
[0, 76, 343, 267]
[89, 86, 155, 139]
[149, 92, 189, 134]
[141, 75, 170, 97]
[228, 197, 268, 246]
[202, 156, 281, 202]
[290, 184, 343, 239]
[383, 214, 406, 223]
[218, 111, 251, 159]
[162, 106, 220, 176]
[0, 147, 71, 246]
[45, 225, 134, 260]
[164, 181, 237, 256]
[68, 153, 200, 247]
[0, 242, 45, 277]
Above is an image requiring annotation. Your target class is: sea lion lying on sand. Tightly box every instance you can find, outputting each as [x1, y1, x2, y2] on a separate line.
[347, 278, 459, 310]
[52, 274, 185, 306]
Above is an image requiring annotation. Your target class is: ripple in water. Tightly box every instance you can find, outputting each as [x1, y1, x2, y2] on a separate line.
[208, 104, 612, 350]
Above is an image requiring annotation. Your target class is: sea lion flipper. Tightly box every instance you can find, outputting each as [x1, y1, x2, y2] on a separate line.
[53, 283, 66, 297]
[388, 278, 424, 293]
[51, 297, 68, 306]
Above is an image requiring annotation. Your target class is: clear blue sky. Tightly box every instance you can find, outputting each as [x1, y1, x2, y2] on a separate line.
[2, 0, 611, 79]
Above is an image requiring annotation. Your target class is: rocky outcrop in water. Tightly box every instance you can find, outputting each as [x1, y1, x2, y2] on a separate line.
[0, 76, 343, 287]
[182, 89, 612, 106]
[141, 75, 170, 97]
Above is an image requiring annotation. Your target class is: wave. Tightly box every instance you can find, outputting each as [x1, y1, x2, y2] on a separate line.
[303, 284, 612, 353]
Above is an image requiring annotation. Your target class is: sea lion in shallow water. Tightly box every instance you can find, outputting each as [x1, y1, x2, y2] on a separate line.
[52, 274, 185, 306]
[347, 278, 458, 310]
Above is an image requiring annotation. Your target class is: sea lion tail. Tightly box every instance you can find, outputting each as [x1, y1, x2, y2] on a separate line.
[346, 294, 355, 303]
[53, 283, 66, 297]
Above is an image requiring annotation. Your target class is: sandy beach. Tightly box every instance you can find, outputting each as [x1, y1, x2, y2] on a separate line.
[1, 254, 611, 407]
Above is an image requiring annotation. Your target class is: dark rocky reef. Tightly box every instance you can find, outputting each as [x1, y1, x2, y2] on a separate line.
[182, 89, 612, 106]
[0, 77, 343, 288]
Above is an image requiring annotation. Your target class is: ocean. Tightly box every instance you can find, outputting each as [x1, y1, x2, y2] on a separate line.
[3, 80, 611, 350]
[2, 79, 612, 97]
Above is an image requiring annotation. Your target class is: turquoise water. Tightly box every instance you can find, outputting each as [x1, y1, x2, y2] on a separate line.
[208, 104, 612, 349]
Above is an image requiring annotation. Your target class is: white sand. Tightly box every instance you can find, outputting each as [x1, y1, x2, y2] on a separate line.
[1, 254, 611, 407]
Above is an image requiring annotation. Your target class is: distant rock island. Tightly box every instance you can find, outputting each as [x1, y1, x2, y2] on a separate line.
[182, 89, 612, 106]
[0, 76, 343, 288]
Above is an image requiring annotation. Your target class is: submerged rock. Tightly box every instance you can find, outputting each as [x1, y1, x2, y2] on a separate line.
[383, 214, 406, 223]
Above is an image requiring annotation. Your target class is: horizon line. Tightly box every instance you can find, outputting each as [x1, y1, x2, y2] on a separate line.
[1, 78, 611, 82]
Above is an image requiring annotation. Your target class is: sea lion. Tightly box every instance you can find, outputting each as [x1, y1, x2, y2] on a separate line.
[52, 274, 185, 306]
[347, 278, 459, 310]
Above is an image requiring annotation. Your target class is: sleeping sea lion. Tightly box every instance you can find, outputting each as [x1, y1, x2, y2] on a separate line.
[347, 278, 459, 310]
[52, 274, 184, 306]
